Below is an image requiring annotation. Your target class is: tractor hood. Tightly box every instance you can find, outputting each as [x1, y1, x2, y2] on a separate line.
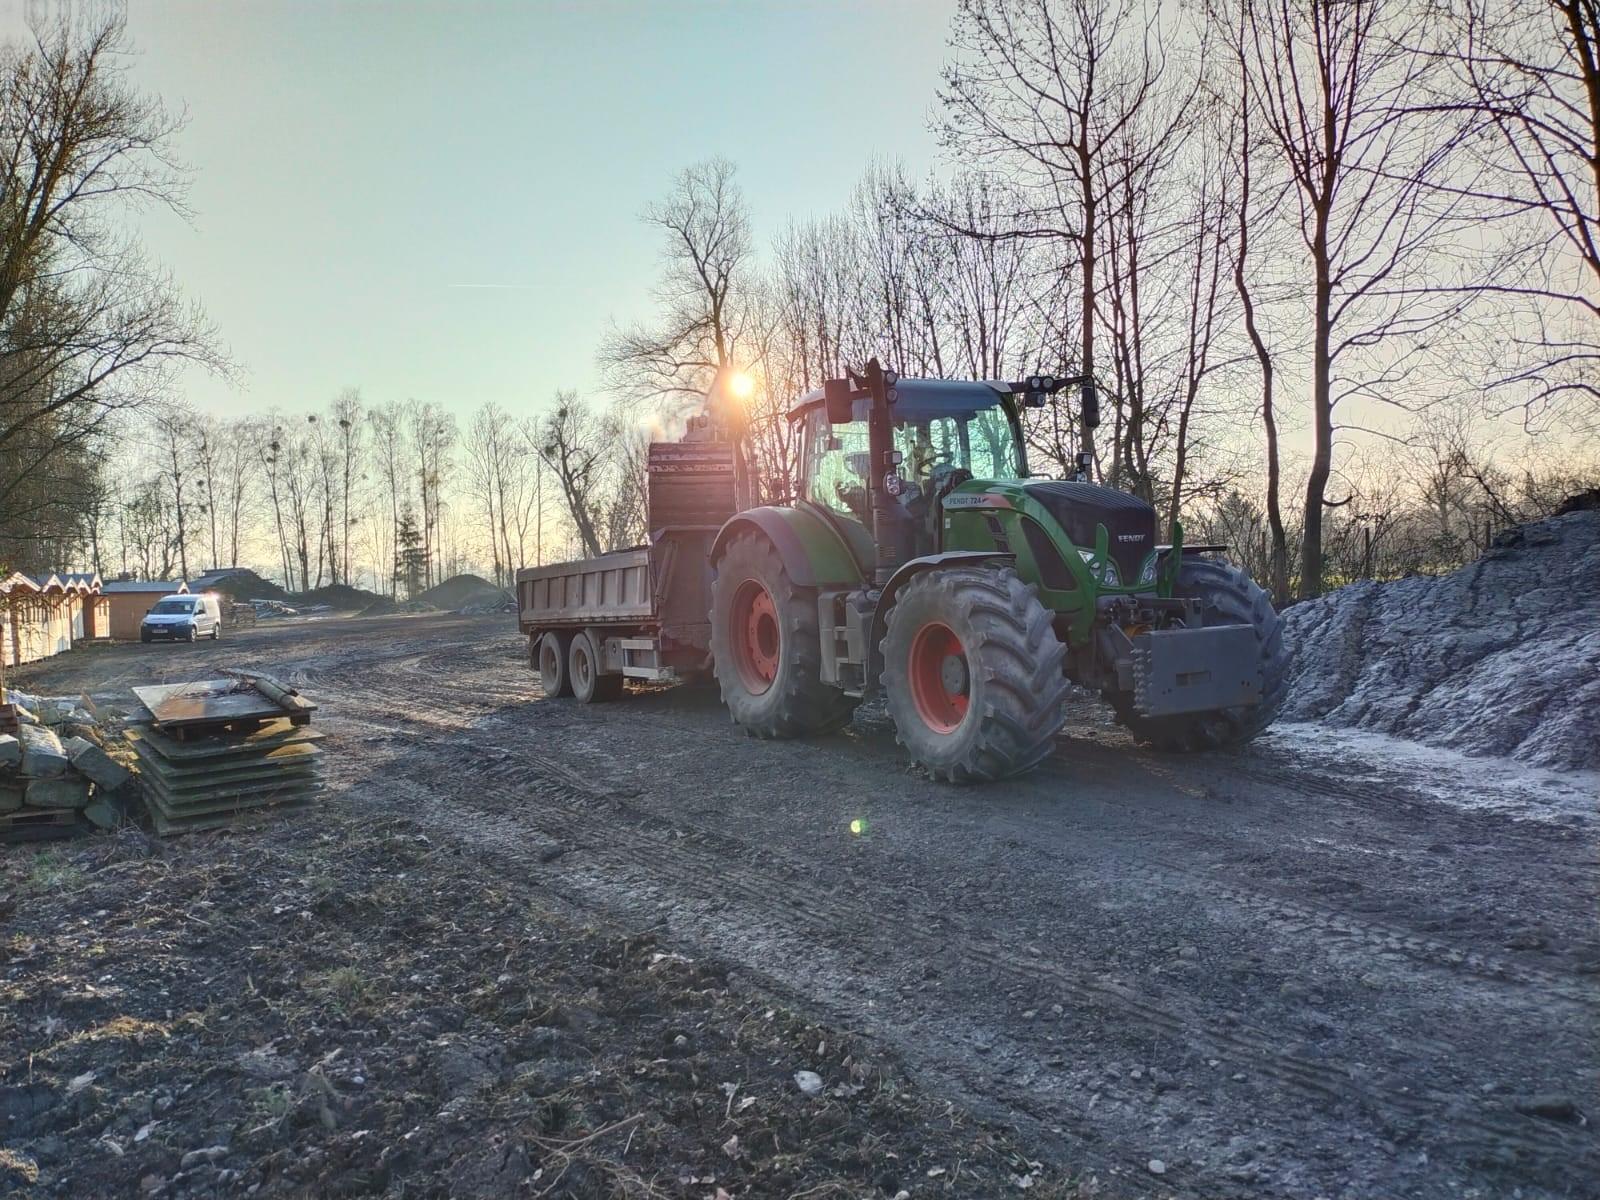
[1022, 481, 1157, 585]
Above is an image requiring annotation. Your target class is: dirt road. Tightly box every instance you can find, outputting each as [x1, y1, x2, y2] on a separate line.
[16, 613, 1597, 1198]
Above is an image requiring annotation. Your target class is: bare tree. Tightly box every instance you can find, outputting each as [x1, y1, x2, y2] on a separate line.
[406, 400, 455, 589]
[194, 419, 222, 570]
[1435, 0, 1600, 428]
[530, 393, 609, 558]
[367, 402, 407, 596]
[940, 0, 1182, 477]
[1224, 36, 1292, 605]
[217, 417, 256, 568]
[601, 158, 752, 409]
[331, 388, 363, 584]
[0, 17, 221, 573]
[1231, 0, 1479, 597]
[150, 404, 198, 581]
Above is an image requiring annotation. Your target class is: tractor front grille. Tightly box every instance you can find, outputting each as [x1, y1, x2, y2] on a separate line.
[1022, 481, 1157, 585]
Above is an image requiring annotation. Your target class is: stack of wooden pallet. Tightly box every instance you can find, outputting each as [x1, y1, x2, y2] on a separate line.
[127, 674, 323, 835]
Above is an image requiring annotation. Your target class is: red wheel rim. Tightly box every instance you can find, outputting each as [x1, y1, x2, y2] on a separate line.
[731, 579, 780, 694]
[908, 621, 969, 734]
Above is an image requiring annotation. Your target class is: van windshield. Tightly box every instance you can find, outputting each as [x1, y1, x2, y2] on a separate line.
[150, 599, 195, 615]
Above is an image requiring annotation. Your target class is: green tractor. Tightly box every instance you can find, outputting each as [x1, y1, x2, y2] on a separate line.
[706, 360, 1287, 781]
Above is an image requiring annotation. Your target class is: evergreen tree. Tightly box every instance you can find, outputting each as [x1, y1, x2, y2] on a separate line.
[394, 506, 426, 599]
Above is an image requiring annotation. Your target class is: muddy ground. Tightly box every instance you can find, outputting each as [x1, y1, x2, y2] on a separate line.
[4, 614, 1596, 1198]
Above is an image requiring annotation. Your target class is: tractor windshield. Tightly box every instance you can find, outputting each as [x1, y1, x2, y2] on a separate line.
[804, 401, 1024, 519]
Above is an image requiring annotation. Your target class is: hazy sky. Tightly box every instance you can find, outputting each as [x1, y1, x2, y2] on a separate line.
[29, 1, 959, 423]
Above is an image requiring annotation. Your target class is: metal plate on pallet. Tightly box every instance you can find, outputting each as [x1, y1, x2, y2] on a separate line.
[131, 680, 317, 730]
[132, 742, 320, 785]
[144, 782, 325, 820]
[124, 721, 323, 760]
[146, 795, 319, 836]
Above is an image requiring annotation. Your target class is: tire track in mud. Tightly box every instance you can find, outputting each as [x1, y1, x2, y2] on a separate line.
[1184, 873, 1596, 1005]
[360, 730, 1594, 1186]
[327, 637, 1597, 1013]
[548, 697, 1597, 999]
[226, 619, 1591, 1192]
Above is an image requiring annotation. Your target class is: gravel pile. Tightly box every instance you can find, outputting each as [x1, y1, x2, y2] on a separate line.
[1280, 508, 1600, 771]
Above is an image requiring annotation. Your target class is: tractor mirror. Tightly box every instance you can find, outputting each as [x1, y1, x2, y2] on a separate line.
[824, 378, 855, 424]
[1081, 381, 1101, 429]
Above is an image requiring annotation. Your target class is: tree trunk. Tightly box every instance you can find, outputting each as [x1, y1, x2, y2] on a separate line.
[1300, 245, 1335, 599]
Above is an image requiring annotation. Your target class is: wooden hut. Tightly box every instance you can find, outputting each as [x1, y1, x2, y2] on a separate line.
[0, 571, 103, 669]
[102, 579, 188, 642]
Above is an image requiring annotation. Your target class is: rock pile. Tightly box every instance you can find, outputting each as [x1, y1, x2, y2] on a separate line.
[0, 692, 132, 841]
[1280, 508, 1600, 771]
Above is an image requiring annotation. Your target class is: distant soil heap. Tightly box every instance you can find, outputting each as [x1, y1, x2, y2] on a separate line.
[1281, 508, 1600, 771]
[201, 569, 286, 601]
[418, 573, 513, 611]
[288, 583, 385, 610]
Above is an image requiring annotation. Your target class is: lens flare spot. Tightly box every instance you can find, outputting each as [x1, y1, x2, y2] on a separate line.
[849, 818, 866, 836]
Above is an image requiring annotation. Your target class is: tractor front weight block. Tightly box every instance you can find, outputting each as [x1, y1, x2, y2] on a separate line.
[1131, 625, 1263, 718]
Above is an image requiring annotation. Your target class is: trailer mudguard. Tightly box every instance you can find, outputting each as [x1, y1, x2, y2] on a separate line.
[710, 506, 865, 588]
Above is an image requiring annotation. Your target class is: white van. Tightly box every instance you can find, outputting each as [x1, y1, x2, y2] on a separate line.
[140, 593, 222, 643]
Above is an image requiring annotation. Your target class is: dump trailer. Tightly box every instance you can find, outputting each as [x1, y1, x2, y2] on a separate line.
[520, 361, 1287, 782]
[517, 427, 737, 702]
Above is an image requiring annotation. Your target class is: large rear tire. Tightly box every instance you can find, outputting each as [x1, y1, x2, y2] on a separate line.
[538, 631, 574, 698]
[880, 566, 1069, 783]
[569, 631, 624, 703]
[1112, 557, 1288, 751]
[710, 532, 857, 738]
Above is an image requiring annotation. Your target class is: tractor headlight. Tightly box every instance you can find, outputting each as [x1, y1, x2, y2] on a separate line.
[1139, 554, 1158, 584]
[1077, 549, 1120, 586]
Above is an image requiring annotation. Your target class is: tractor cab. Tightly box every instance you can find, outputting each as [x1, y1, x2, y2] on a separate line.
[790, 378, 1029, 571]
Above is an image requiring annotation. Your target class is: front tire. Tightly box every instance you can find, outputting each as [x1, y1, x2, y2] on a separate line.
[1112, 557, 1288, 751]
[710, 532, 857, 738]
[880, 566, 1069, 783]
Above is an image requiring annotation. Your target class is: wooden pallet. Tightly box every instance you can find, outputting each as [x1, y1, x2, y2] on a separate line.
[124, 720, 322, 761]
[0, 806, 85, 844]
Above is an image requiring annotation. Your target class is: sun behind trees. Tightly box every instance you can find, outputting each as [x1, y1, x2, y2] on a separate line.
[4, 3, 1595, 601]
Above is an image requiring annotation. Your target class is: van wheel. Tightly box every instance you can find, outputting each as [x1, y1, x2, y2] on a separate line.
[211, 626, 220, 641]
[186, 626, 197, 643]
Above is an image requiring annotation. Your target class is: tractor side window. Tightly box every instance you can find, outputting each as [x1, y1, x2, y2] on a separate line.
[806, 411, 872, 523]
[968, 410, 1022, 479]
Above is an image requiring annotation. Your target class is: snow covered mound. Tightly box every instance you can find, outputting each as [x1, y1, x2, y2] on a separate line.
[1280, 509, 1600, 772]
